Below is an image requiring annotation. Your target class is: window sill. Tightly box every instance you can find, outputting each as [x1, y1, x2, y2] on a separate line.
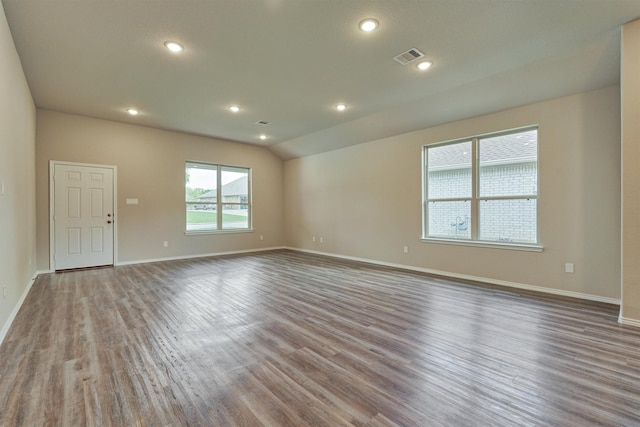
[185, 229, 253, 236]
[421, 237, 543, 252]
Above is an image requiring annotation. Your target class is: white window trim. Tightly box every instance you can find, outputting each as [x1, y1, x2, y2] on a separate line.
[422, 125, 541, 249]
[185, 228, 254, 236]
[185, 161, 252, 234]
[421, 237, 543, 252]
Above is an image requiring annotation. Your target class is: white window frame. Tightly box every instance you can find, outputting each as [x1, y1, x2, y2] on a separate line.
[185, 161, 252, 234]
[422, 126, 542, 251]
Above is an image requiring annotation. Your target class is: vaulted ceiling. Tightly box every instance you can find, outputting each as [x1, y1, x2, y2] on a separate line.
[3, 1, 640, 159]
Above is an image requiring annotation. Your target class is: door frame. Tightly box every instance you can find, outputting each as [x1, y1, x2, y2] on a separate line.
[49, 160, 118, 271]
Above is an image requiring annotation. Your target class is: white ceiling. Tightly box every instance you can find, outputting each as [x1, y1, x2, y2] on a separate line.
[3, 0, 640, 159]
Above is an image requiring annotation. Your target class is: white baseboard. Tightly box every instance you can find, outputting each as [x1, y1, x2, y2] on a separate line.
[286, 247, 621, 306]
[0, 272, 39, 347]
[618, 316, 640, 328]
[116, 246, 287, 266]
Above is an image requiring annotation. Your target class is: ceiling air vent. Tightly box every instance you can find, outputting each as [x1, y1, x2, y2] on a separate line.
[393, 48, 425, 65]
[255, 120, 270, 126]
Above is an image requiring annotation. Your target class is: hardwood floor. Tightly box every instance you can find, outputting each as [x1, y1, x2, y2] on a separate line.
[1, 250, 639, 426]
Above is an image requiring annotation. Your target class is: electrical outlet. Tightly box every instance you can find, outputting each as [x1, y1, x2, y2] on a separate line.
[260, 235, 264, 241]
[565, 263, 574, 273]
[320, 237, 324, 243]
[2, 286, 6, 298]
[312, 236, 316, 242]
[163, 241, 168, 247]
[403, 246, 409, 253]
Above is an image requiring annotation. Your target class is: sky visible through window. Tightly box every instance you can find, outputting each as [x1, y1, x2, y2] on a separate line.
[186, 167, 243, 189]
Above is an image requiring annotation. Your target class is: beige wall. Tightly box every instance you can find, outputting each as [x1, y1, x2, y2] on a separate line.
[284, 86, 621, 300]
[621, 20, 640, 322]
[36, 110, 284, 269]
[0, 5, 36, 336]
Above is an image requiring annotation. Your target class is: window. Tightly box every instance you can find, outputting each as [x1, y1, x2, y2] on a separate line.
[423, 127, 538, 246]
[185, 162, 251, 232]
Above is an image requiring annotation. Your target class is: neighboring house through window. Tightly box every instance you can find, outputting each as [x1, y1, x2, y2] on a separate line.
[185, 162, 251, 232]
[423, 126, 539, 246]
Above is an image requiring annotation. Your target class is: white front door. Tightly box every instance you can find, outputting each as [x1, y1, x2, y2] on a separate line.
[52, 163, 115, 270]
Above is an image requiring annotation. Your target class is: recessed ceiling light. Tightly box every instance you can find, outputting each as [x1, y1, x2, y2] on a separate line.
[335, 103, 347, 111]
[164, 41, 184, 53]
[229, 105, 241, 113]
[359, 18, 379, 32]
[417, 61, 433, 71]
[126, 108, 139, 116]
[259, 134, 268, 140]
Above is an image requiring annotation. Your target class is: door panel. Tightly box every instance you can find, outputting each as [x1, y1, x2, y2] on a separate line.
[90, 188, 103, 218]
[53, 164, 114, 270]
[67, 187, 81, 218]
[67, 228, 81, 254]
[90, 227, 104, 253]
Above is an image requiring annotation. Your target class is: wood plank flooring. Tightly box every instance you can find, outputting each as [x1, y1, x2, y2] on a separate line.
[1, 249, 639, 426]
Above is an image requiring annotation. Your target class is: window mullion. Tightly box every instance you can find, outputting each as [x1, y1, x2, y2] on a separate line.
[422, 147, 429, 237]
[216, 166, 222, 229]
[480, 195, 538, 202]
[470, 137, 479, 240]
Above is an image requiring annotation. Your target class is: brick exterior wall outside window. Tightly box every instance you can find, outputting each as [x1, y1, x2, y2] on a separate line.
[428, 199, 471, 238]
[425, 127, 538, 244]
[428, 163, 536, 241]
